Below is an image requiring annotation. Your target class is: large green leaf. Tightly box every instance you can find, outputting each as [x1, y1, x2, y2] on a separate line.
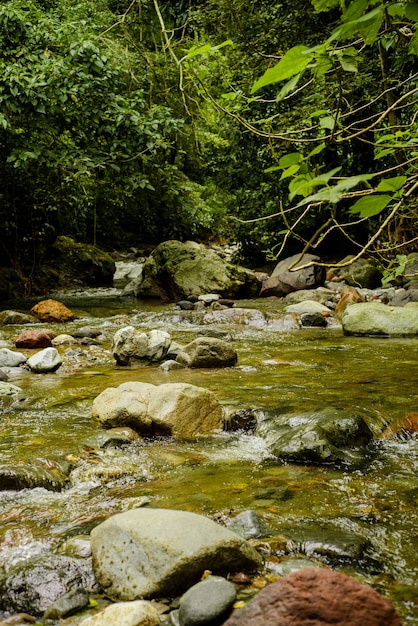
[405, 2, 418, 21]
[348, 194, 391, 217]
[295, 173, 375, 206]
[329, 7, 384, 42]
[376, 176, 407, 192]
[251, 46, 313, 93]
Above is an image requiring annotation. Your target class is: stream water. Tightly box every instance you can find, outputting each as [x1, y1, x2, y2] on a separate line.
[0, 293, 417, 623]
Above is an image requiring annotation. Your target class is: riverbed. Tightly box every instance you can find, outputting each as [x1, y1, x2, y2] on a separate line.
[0, 293, 417, 623]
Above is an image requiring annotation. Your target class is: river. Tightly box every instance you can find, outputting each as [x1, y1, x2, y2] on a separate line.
[0, 293, 417, 623]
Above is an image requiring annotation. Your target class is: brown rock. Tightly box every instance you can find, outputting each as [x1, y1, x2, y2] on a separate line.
[222, 568, 401, 626]
[15, 330, 53, 349]
[334, 286, 364, 320]
[260, 254, 325, 298]
[30, 300, 74, 323]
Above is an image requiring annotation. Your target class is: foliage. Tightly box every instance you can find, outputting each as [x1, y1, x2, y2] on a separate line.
[245, 0, 418, 266]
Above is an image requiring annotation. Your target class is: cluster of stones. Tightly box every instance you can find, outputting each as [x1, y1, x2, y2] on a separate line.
[0, 507, 402, 625]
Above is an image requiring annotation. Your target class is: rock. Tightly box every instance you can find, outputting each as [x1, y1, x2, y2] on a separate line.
[300, 313, 327, 327]
[82, 427, 142, 449]
[26, 347, 63, 373]
[282, 287, 335, 305]
[92, 382, 223, 438]
[79, 600, 160, 626]
[112, 327, 171, 365]
[0, 613, 36, 625]
[0, 381, 24, 404]
[0, 461, 69, 491]
[287, 523, 370, 565]
[0, 348, 27, 367]
[90, 508, 262, 600]
[15, 330, 53, 349]
[52, 334, 77, 345]
[73, 327, 103, 339]
[334, 286, 364, 320]
[227, 510, 268, 540]
[198, 293, 220, 304]
[176, 337, 238, 368]
[0, 555, 95, 616]
[160, 359, 186, 372]
[43, 588, 89, 620]
[30, 299, 74, 323]
[113, 260, 144, 289]
[0, 368, 8, 381]
[222, 567, 401, 626]
[176, 300, 196, 311]
[58, 536, 92, 558]
[134, 240, 258, 301]
[0, 311, 34, 325]
[285, 300, 331, 314]
[334, 256, 383, 289]
[223, 408, 258, 433]
[203, 308, 267, 328]
[260, 254, 326, 297]
[256, 407, 374, 468]
[388, 287, 418, 307]
[47, 235, 116, 287]
[178, 576, 236, 626]
[342, 302, 418, 336]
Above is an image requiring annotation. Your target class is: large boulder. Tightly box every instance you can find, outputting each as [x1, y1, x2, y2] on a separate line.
[256, 407, 374, 468]
[176, 337, 238, 368]
[47, 235, 116, 287]
[335, 256, 383, 289]
[342, 302, 418, 336]
[90, 508, 262, 600]
[222, 567, 401, 626]
[112, 327, 171, 365]
[30, 299, 74, 323]
[260, 253, 325, 298]
[92, 381, 224, 438]
[134, 240, 258, 300]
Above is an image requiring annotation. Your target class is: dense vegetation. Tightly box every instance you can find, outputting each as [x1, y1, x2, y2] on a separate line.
[0, 0, 417, 290]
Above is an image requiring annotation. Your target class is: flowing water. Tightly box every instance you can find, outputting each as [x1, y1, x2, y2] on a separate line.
[0, 293, 417, 623]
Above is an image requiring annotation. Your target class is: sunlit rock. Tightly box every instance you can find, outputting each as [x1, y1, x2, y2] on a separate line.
[80, 600, 160, 626]
[92, 381, 223, 438]
[342, 301, 418, 336]
[176, 336, 238, 368]
[30, 299, 74, 323]
[0, 348, 27, 367]
[260, 253, 325, 298]
[112, 326, 171, 365]
[26, 347, 63, 373]
[90, 508, 262, 600]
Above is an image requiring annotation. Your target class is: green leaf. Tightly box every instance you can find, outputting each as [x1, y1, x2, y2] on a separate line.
[276, 73, 303, 101]
[181, 40, 233, 62]
[348, 194, 391, 217]
[319, 116, 335, 129]
[343, 0, 370, 22]
[329, 7, 384, 43]
[376, 176, 407, 192]
[307, 142, 326, 158]
[251, 46, 313, 93]
[405, 2, 418, 21]
[295, 173, 375, 206]
[278, 152, 303, 168]
[313, 0, 340, 11]
[280, 164, 301, 180]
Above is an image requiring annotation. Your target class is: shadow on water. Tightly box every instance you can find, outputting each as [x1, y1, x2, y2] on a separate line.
[0, 294, 417, 622]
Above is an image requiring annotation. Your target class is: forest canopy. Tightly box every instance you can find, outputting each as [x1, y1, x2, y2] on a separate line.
[0, 0, 417, 289]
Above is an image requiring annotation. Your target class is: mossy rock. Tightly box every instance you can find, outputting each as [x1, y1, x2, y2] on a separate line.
[45, 236, 116, 288]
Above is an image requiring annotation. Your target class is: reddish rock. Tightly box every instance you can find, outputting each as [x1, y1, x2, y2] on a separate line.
[382, 412, 418, 438]
[334, 286, 364, 320]
[15, 330, 53, 349]
[222, 568, 401, 626]
[30, 299, 74, 323]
